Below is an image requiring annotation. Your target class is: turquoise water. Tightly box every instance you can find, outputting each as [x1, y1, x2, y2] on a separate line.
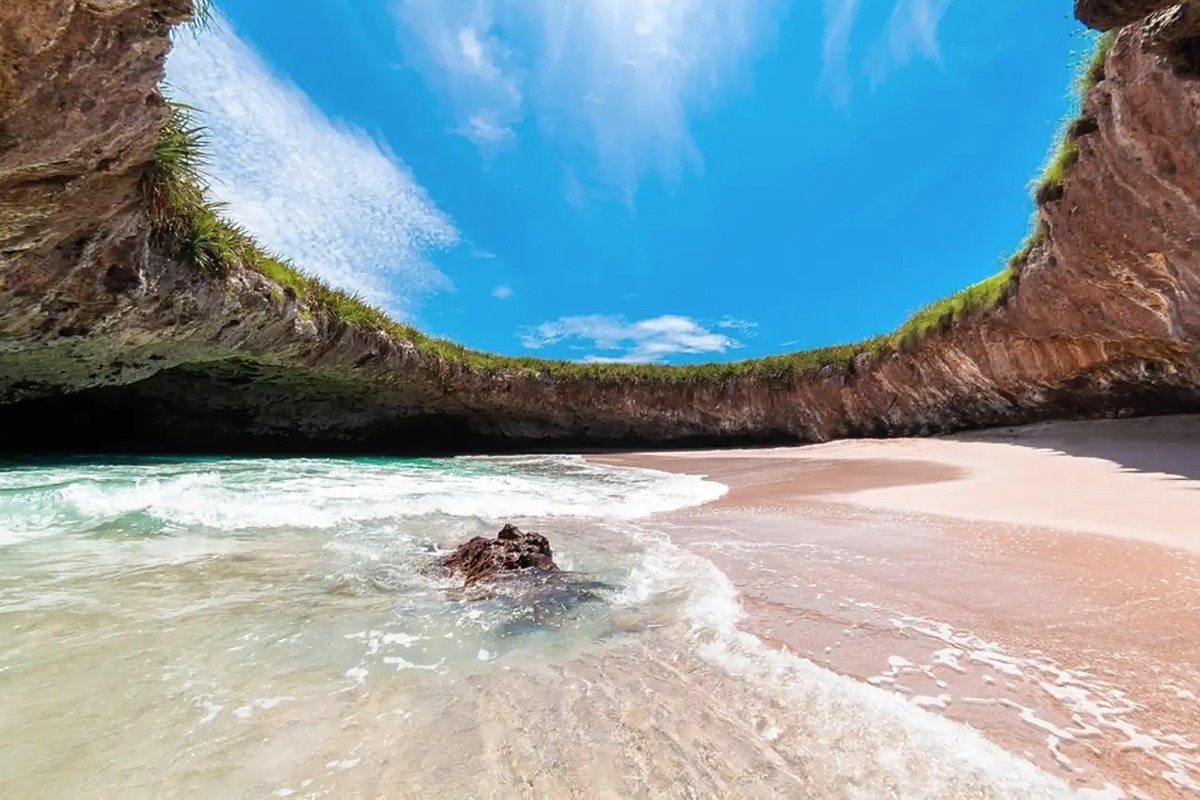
[0, 455, 725, 675]
[0, 454, 725, 544]
[0, 455, 1076, 799]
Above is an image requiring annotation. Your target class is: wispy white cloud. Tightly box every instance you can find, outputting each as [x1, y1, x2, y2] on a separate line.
[716, 316, 759, 336]
[868, 0, 953, 81]
[392, 0, 780, 182]
[521, 314, 744, 363]
[820, 0, 954, 103]
[491, 284, 513, 300]
[392, 1, 524, 152]
[460, 114, 515, 145]
[819, 0, 860, 106]
[166, 16, 458, 317]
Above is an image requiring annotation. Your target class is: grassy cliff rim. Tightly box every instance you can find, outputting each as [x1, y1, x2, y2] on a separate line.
[148, 14, 1115, 386]
[886, 30, 1115, 349]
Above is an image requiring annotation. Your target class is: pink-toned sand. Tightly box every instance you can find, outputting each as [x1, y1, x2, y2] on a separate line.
[591, 415, 1200, 798]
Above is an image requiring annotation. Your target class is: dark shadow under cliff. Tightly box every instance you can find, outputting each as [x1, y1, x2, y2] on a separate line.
[0, 357, 1196, 457]
[0, 360, 800, 456]
[965, 414, 1200, 482]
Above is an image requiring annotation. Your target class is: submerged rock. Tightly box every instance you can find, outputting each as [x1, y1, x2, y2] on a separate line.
[455, 571, 616, 633]
[441, 525, 616, 633]
[442, 524, 558, 586]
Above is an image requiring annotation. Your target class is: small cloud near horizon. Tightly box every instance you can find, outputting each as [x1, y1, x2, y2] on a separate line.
[520, 314, 745, 363]
[716, 316, 759, 336]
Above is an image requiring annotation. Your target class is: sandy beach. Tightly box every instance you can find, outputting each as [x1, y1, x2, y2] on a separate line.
[593, 415, 1200, 798]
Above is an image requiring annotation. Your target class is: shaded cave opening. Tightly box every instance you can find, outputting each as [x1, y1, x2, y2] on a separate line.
[0, 360, 792, 458]
[0, 381, 501, 457]
[0, 357, 1197, 460]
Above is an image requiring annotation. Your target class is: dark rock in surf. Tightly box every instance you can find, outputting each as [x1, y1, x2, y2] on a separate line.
[442, 525, 618, 635]
[442, 524, 558, 586]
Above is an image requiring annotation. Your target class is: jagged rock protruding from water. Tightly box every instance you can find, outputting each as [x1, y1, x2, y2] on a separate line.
[442, 524, 558, 586]
[440, 526, 615, 632]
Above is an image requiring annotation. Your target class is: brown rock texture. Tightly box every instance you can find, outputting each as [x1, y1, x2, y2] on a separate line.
[1077, 0, 1198, 32]
[0, 1, 1198, 454]
[442, 525, 558, 587]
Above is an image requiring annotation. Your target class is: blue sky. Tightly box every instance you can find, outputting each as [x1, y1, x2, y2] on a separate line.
[167, 1, 1090, 364]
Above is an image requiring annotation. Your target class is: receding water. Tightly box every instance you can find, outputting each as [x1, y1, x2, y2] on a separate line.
[0, 455, 1077, 798]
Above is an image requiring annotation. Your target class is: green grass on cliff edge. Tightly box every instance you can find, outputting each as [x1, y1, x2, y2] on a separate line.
[186, 0, 215, 32]
[888, 30, 1116, 349]
[1034, 31, 1116, 200]
[145, 26, 1115, 385]
[142, 100, 884, 384]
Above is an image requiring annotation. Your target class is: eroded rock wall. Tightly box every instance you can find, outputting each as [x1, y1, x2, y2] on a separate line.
[0, 1, 1197, 453]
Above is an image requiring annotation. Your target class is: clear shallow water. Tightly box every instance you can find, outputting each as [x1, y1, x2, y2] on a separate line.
[0, 455, 1078, 798]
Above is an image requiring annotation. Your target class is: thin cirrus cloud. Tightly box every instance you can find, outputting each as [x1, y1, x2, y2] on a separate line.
[821, 0, 954, 104]
[491, 284, 514, 300]
[716, 316, 759, 336]
[166, 15, 459, 318]
[819, 0, 861, 106]
[391, 0, 780, 180]
[520, 314, 745, 363]
[391, 1, 524, 148]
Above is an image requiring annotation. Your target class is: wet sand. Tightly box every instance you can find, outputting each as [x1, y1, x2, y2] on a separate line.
[592, 415, 1200, 798]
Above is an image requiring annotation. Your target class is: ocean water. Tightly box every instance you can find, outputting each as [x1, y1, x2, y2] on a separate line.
[0, 455, 1079, 798]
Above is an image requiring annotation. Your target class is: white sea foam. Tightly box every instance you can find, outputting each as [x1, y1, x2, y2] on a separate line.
[0, 456, 1155, 797]
[857, 609, 1200, 794]
[617, 527, 1079, 799]
[0, 455, 726, 545]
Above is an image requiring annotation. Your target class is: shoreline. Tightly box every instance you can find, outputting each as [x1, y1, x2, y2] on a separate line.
[588, 415, 1200, 797]
[595, 414, 1200, 555]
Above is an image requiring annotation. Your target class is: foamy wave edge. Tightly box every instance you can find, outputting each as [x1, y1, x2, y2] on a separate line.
[619, 528, 1124, 800]
[0, 455, 729, 542]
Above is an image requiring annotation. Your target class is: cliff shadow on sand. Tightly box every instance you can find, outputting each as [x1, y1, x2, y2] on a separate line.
[959, 413, 1200, 484]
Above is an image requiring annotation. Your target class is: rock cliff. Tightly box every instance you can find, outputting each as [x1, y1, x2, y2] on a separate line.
[0, 0, 1197, 454]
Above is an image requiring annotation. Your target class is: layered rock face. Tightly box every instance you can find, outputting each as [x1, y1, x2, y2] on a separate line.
[0, 1, 1197, 454]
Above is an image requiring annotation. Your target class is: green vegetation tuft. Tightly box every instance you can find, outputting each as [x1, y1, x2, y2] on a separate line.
[1078, 31, 1116, 95]
[1033, 31, 1116, 201]
[891, 268, 1015, 348]
[891, 32, 1115, 349]
[143, 102, 232, 275]
[185, 0, 216, 33]
[144, 102, 207, 219]
[1007, 218, 1049, 270]
[143, 27, 1115, 384]
[1037, 135, 1080, 198]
